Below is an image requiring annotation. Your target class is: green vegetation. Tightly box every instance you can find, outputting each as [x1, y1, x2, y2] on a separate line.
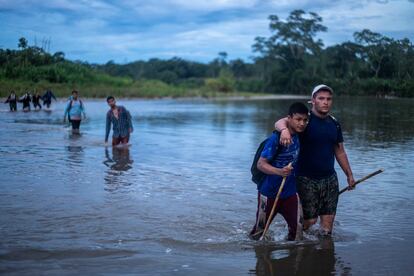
[1, 10, 414, 98]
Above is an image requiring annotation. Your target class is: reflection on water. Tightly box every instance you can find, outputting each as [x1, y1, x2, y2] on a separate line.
[253, 238, 351, 276]
[66, 145, 84, 165]
[0, 97, 413, 275]
[103, 146, 134, 191]
[103, 146, 133, 172]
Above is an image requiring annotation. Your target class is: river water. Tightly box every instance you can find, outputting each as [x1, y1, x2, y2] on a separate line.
[0, 96, 413, 275]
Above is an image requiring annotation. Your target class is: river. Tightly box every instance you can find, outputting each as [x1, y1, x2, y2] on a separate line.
[0, 96, 413, 275]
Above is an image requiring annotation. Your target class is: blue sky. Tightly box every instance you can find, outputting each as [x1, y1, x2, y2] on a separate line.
[1, 0, 413, 64]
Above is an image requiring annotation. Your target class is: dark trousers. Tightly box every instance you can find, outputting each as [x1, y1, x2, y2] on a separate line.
[70, 119, 81, 130]
[9, 102, 17, 111]
[250, 193, 302, 241]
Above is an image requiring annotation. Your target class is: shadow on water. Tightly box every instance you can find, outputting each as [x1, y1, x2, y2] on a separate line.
[251, 237, 351, 276]
[103, 146, 134, 191]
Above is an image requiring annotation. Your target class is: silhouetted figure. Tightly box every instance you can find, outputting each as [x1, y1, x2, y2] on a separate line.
[4, 91, 18, 111]
[42, 89, 57, 109]
[19, 92, 31, 112]
[32, 92, 42, 110]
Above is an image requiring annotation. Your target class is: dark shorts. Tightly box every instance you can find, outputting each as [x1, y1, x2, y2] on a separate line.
[70, 119, 81, 130]
[296, 173, 339, 220]
[112, 135, 129, 146]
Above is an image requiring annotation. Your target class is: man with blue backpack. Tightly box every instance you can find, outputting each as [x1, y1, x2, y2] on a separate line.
[250, 102, 309, 241]
[63, 90, 86, 134]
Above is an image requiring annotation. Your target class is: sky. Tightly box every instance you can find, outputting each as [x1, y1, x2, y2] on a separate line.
[1, 0, 413, 64]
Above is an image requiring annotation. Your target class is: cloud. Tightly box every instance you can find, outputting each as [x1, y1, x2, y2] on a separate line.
[320, 0, 414, 40]
[0, 0, 413, 63]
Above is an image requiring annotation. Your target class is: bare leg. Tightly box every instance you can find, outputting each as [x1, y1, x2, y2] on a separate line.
[320, 214, 335, 234]
[303, 218, 317, 231]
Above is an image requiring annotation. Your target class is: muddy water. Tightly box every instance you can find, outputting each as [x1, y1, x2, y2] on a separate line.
[0, 97, 413, 275]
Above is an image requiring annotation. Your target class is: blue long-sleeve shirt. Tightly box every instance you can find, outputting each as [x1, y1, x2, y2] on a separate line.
[64, 97, 85, 120]
[105, 106, 133, 142]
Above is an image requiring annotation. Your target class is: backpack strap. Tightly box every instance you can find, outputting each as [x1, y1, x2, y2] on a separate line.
[328, 114, 341, 130]
[269, 130, 282, 162]
[308, 112, 340, 129]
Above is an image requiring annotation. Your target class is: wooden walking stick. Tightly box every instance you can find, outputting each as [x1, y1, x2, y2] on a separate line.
[339, 169, 384, 195]
[260, 163, 292, 241]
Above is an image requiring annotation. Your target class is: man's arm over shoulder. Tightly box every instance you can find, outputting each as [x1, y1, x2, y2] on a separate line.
[257, 134, 292, 177]
[274, 117, 292, 146]
[274, 117, 288, 131]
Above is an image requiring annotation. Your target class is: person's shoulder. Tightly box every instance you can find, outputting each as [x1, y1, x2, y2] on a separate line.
[328, 114, 341, 127]
[328, 114, 338, 121]
[292, 133, 301, 144]
[265, 131, 280, 146]
[120, 105, 130, 112]
[269, 130, 280, 140]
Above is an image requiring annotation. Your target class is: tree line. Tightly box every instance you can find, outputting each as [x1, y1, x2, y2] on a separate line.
[1, 10, 413, 97]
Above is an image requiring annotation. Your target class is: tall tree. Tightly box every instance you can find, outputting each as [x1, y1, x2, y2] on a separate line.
[353, 29, 393, 78]
[252, 10, 327, 92]
[18, 37, 28, 49]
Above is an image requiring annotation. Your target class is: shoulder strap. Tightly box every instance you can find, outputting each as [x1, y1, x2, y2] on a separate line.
[328, 114, 340, 129]
[269, 130, 282, 162]
[308, 112, 340, 128]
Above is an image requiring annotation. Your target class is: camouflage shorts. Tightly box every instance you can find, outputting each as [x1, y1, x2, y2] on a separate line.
[296, 173, 339, 220]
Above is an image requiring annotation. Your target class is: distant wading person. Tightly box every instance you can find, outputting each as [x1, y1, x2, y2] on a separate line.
[250, 102, 309, 241]
[4, 91, 18, 111]
[42, 89, 57, 109]
[105, 96, 133, 146]
[274, 84, 355, 235]
[32, 92, 42, 110]
[19, 92, 31, 112]
[64, 90, 86, 134]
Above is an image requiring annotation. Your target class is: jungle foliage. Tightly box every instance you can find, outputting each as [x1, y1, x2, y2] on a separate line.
[1, 10, 413, 98]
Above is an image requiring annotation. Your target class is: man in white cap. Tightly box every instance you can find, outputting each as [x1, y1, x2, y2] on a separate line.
[274, 84, 355, 235]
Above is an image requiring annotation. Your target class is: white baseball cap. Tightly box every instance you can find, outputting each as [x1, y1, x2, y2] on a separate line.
[311, 84, 333, 98]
